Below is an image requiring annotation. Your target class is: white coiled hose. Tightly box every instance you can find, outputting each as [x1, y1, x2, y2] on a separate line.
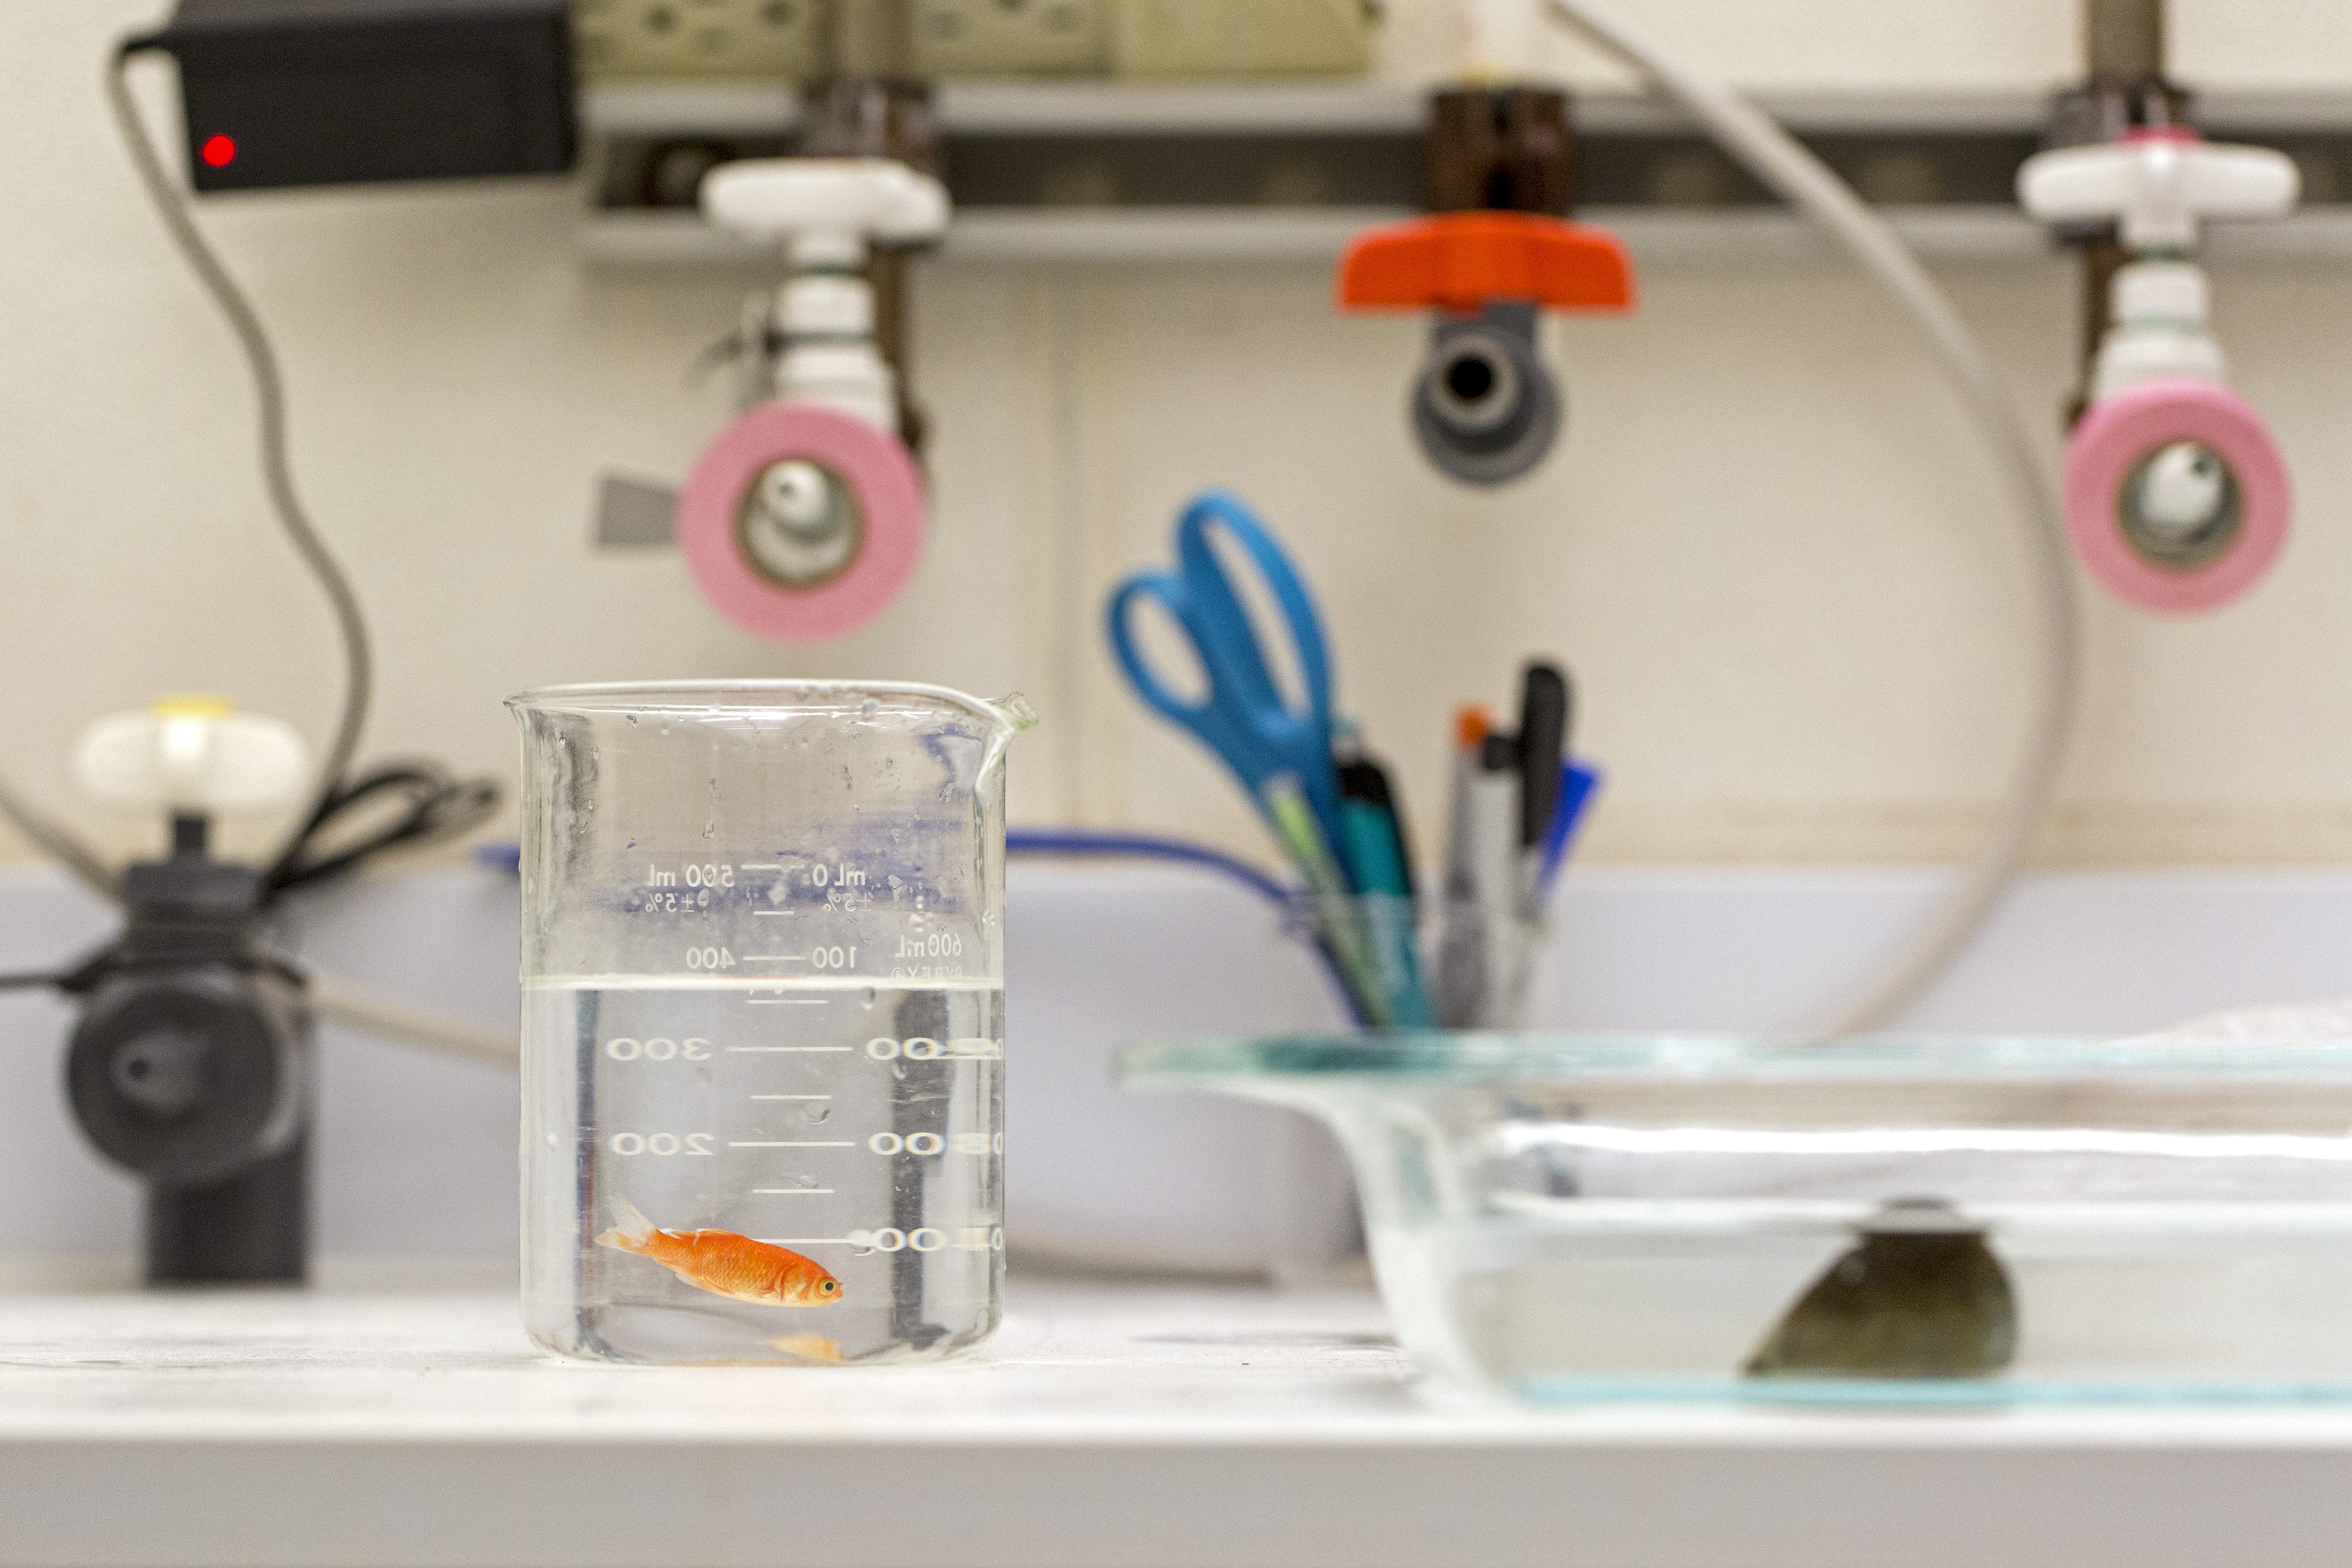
[1544, 0, 2082, 1033]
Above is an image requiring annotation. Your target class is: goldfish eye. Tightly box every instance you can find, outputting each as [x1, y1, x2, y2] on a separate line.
[822, 1279, 838, 1294]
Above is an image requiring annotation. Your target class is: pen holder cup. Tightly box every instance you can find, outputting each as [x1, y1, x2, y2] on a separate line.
[1433, 897, 1543, 1032]
[1282, 894, 1543, 1033]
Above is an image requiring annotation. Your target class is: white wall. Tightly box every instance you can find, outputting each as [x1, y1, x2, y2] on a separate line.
[6, 0, 2352, 879]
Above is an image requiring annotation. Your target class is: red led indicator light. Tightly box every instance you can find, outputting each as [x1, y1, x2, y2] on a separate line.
[200, 134, 237, 168]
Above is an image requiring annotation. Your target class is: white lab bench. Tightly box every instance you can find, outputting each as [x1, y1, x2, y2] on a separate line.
[2, 1279, 2349, 1568]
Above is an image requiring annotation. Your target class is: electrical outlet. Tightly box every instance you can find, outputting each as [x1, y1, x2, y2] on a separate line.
[909, 0, 1109, 76]
[1109, 0, 1376, 79]
[573, 0, 825, 80]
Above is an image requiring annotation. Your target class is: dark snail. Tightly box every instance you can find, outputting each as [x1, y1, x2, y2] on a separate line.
[1744, 1198, 2017, 1380]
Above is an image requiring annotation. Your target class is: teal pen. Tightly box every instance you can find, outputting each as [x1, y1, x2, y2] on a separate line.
[1327, 719, 1434, 1027]
[1337, 795, 1436, 1029]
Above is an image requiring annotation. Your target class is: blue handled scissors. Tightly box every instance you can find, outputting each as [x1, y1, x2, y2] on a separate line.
[1105, 491, 1344, 849]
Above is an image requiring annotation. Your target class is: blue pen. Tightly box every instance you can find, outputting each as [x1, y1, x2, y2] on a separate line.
[1535, 760, 1602, 908]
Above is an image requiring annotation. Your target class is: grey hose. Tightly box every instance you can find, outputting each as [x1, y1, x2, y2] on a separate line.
[0, 50, 374, 895]
[0, 777, 118, 900]
[105, 42, 373, 866]
[1544, 0, 2083, 1033]
[68, 44, 518, 1069]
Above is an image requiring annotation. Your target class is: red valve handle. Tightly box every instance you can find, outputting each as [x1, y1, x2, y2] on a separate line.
[1337, 211, 1636, 313]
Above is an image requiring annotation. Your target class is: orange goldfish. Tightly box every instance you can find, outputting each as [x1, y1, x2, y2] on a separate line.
[595, 1195, 844, 1307]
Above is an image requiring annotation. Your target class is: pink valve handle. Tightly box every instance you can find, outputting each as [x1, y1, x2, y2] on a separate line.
[676, 403, 926, 642]
[2064, 378, 2290, 614]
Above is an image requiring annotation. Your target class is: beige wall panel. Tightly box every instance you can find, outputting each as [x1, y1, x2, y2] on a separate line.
[9, 0, 2352, 875]
[2175, 0, 2352, 89]
[1376, 0, 2079, 91]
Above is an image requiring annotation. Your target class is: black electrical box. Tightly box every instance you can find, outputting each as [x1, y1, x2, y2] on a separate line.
[148, 0, 576, 193]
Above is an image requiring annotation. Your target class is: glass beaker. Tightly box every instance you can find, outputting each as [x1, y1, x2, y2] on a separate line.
[508, 681, 1033, 1365]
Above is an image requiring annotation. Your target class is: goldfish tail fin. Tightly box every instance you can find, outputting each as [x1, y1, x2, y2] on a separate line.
[594, 1193, 657, 1253]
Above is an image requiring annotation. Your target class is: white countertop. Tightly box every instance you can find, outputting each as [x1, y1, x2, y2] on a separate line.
[5, 1279, 2352, 1568]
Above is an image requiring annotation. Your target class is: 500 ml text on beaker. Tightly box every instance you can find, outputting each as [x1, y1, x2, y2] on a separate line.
[644, 862, 869, 889]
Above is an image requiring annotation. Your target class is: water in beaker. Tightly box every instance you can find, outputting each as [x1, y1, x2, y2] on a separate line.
[508, 682, 1032, 1365]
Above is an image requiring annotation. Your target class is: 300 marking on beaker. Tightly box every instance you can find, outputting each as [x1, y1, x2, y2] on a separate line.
[604, 1037, 711, 1062]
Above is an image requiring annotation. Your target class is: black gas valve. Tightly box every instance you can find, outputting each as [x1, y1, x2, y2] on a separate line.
[61, 822, 311, 1284]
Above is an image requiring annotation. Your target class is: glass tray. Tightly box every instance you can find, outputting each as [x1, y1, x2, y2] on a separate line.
[1119, 1034, 2352, 1406]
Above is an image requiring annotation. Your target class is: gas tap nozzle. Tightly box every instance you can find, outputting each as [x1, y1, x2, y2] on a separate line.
[2018, 130, 2299, 612]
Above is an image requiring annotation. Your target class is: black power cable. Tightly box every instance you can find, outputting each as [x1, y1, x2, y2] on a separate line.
[263, 761, 501, 898]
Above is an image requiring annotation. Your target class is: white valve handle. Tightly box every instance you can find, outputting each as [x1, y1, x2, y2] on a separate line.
[699, 157, 951, 428]
[2018, 134, 2298, 251]
[74, 698, 308, 814]
[701, 157, 950, 265]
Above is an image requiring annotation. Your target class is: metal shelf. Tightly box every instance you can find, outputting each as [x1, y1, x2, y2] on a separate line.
[581, 79, 1428, 137]
[583, 79, 2352, 139]
[582, 80, 804, 135]
[577, 80, 2352, 268]
[576, 81, 2067, 138]
[579, 202, 2352, 270]
[580, 204, 1410, 267]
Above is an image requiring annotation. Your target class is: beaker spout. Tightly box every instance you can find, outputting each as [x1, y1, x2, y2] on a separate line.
[978, 692, 1037, 778]
[988, 693, 1039, 735]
